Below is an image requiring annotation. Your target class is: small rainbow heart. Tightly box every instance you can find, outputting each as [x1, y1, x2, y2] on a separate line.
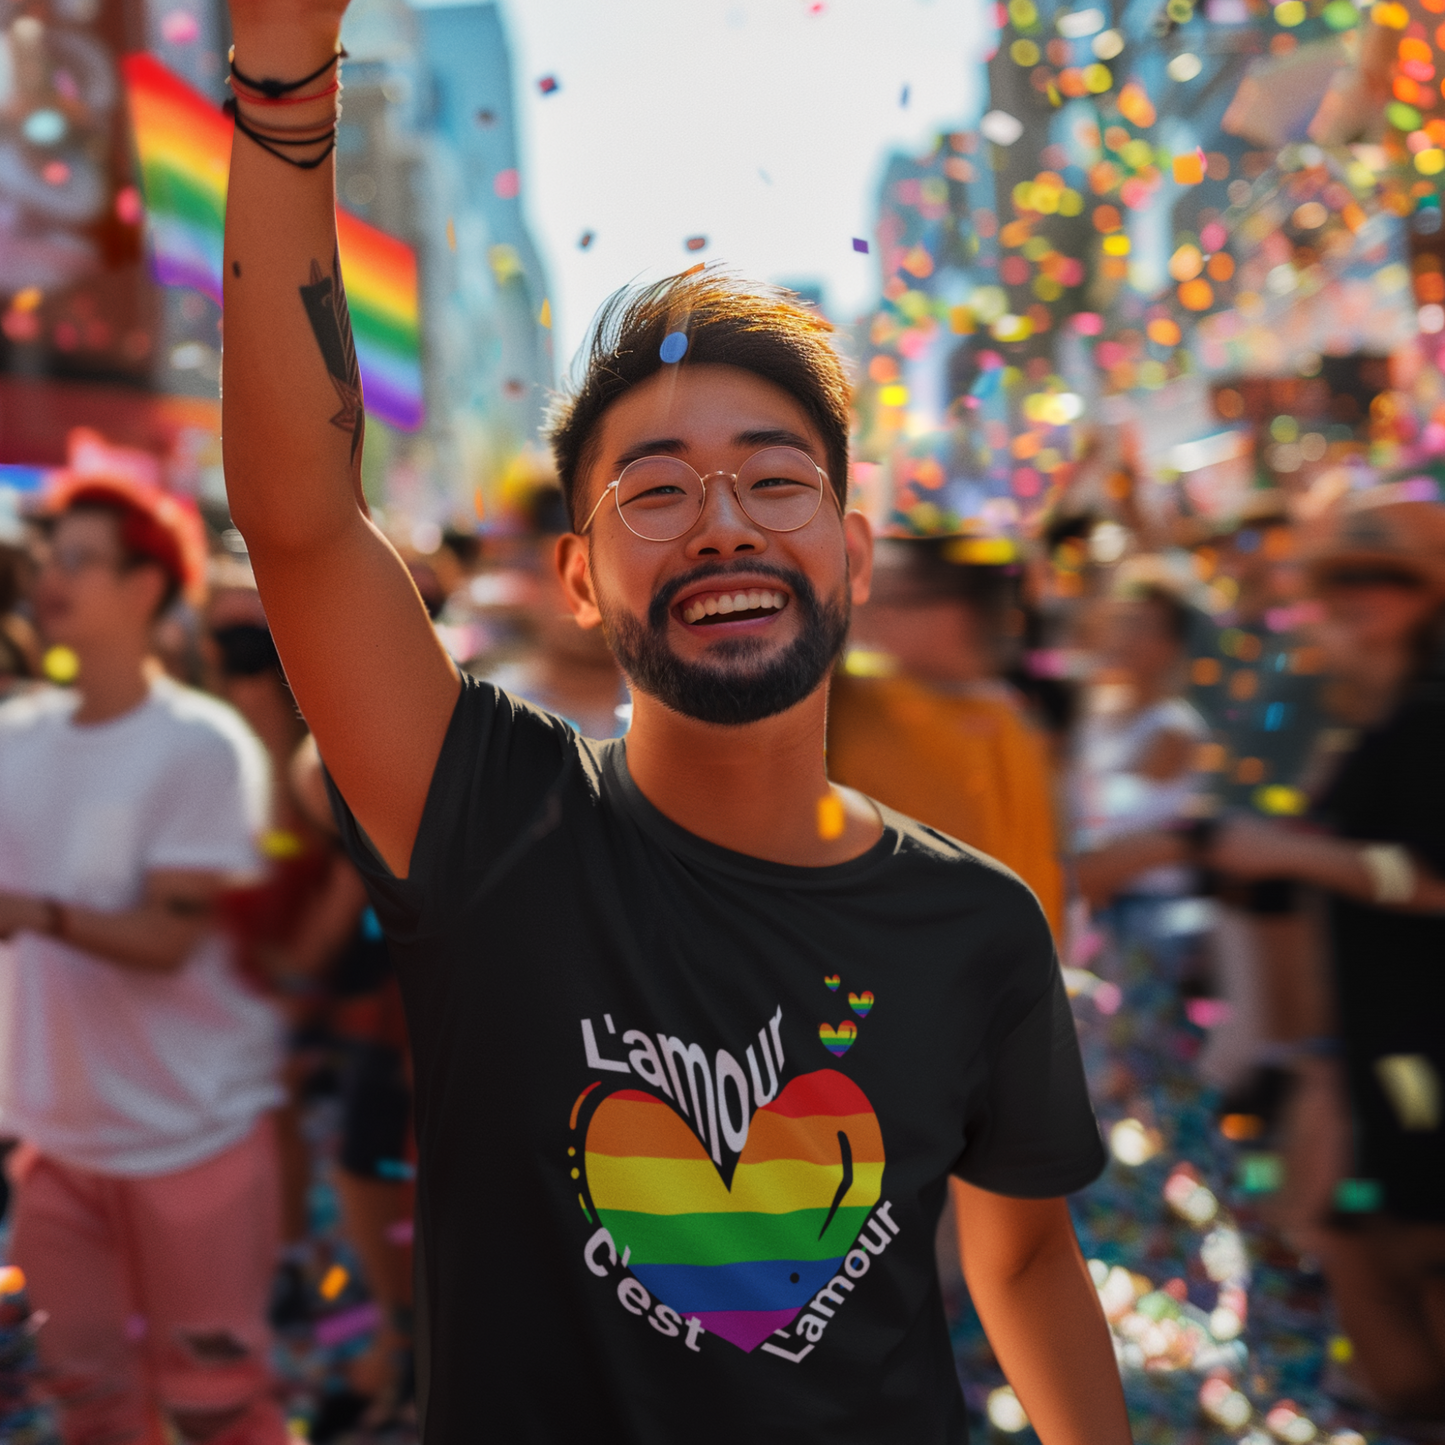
[848, 990, 874, 1018]
[819, 1020, 857, 1057]
[823, 974, 841, 992]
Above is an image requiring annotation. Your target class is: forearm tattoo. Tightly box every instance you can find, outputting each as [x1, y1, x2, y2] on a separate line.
[299, 247, 365, 460]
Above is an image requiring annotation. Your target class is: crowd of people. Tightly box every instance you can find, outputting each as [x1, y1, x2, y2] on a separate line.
[0, 419, 1441, 1441]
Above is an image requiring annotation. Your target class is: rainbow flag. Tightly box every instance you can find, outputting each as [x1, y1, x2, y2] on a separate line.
[585, 1068, 885, 1354]
[120, 53, 423, 432]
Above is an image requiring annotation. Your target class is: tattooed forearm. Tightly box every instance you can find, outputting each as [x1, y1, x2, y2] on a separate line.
[299, 247, 365, 460]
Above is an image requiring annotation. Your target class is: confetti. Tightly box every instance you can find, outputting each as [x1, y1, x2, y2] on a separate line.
[1171, 152, 1205, 185]
[816, 793, 846, 840]
[42, 646, 79, 684]
[979, 109, 1023, 146]
[986, 1387, 1029, 1433]
[1058, 7, 1105, 36]
[1109, 1118, 1162, 1165]
[319, 1264, 348, 1301]
[852, 237, 870, 253]
[538, 299, 552, 328]
[659, 331, 688, 363]
[684, 235, 707, 252]
[446, 217, 456, 252]
[160, 9, 200, 44]
[578, 230, 594, 249]
[899, 84, 910, 107]
[537, 75, 559, 95]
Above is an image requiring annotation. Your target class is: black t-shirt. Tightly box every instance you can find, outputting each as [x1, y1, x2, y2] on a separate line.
[331, 678, 1105, 1443]
[1317, 672, 1445, 1220]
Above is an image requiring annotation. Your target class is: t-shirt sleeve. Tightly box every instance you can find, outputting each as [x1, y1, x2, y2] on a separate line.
[954, 962, 1106, 1197]
[326, 675, 575, 943]
[143, 722, 270, 875]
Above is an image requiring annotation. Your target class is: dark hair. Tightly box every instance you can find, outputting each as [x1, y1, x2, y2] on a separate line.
[211, 622, 281, 678]
[60, 498, 182, 615]
[547, 268, 851, 528]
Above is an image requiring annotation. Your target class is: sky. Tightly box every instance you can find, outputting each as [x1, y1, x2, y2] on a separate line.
[484, 0, 994, 372]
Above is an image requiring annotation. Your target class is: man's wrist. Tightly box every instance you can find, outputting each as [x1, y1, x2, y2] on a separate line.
[228, 24, 343, 78]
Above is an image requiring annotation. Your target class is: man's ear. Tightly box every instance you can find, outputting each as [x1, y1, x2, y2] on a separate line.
[843, 509, 874, 607]
[554, 533, 603, 630]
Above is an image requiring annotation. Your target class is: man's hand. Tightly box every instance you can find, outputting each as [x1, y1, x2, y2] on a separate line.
[1, 872, 228, 973]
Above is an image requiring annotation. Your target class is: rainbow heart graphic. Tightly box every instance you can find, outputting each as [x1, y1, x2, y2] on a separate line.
[823, 974, 841, 992]
[848, 990, 874, 1018]
[585, 1070, 884, 1353]
[818, 1020, 857, 1057]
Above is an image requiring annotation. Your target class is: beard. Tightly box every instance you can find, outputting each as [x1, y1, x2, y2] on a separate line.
[599, 560, 851, 727]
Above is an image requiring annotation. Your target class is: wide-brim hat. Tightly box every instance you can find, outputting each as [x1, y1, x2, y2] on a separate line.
[1302, 495, 1445, 596]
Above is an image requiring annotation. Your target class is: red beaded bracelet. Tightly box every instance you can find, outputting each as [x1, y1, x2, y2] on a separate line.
[228, 76, 341, 107]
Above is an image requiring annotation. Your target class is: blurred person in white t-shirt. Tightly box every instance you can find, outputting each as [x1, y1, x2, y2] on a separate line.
[1070, 582, 1212, 991]
[0, 477, 286, 1445]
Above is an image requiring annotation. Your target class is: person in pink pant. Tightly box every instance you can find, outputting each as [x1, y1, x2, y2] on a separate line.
[0, 476, 286, 1445]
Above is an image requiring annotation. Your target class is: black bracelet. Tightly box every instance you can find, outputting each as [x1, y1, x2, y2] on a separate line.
[226, 101, 337, 170]
[228, 45, 346, 99]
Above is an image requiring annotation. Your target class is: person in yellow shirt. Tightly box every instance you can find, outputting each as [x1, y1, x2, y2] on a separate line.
[829, 538, 1065, 939]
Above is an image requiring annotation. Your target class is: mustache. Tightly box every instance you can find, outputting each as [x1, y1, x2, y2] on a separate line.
[646, 559, 812, 632]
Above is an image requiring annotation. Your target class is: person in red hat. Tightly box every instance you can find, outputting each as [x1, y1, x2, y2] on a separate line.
[0, 478, 288, 1445]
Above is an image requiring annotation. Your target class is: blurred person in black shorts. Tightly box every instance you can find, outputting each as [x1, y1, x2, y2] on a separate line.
[291, 737, 414, 1428]
[1211, 496, 1445, 1423]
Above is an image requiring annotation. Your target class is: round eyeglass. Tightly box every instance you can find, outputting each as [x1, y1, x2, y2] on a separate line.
[579, 445, 834, 542]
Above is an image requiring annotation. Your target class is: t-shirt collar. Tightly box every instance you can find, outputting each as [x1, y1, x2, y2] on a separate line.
[600, 740, 901, 889]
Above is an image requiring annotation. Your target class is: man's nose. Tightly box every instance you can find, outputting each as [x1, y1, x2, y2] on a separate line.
[684, 476, 768, 557]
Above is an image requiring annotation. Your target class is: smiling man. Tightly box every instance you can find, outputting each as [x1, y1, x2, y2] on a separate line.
[219, 6, 1125, 1441]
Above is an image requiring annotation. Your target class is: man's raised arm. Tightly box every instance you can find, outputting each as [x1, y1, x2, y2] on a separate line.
[221, 0, 459, 878]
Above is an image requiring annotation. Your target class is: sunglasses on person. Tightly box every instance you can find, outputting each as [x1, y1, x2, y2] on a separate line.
[579, 446, 836, 542]
[1317, 564, 1428, 591]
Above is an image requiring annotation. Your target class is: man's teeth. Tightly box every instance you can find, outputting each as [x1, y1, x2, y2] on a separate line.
[681, 590, 788, 624]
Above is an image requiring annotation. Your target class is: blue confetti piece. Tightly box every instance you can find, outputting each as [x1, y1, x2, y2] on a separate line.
[971, 368, 1002, 401]
[852, 237, 870, 253]
[659, 331, 689, 364]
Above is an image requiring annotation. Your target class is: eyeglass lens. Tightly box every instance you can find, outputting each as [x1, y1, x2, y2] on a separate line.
[614, 446, 825, 542]
[37, 544, 117, 578]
